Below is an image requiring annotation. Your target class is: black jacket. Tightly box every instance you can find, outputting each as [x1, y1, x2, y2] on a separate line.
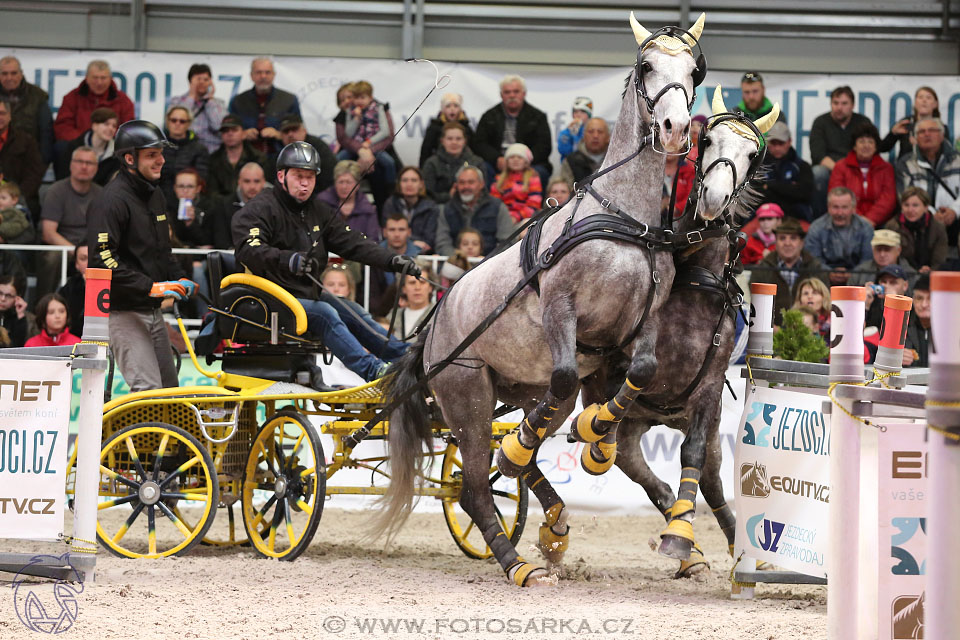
[472, 102, 552, 173]
[0, 78, 53, 164]
[381, 194, 440, 251]
[757, 146, 814, 220]
[418, 113, 475, 167]
[87, 169, 186, 311]
[0, 127, 45, 212]
[160, 130, 210, 205]
[206, 142, 267, 199]
[232, 187, 396, 299]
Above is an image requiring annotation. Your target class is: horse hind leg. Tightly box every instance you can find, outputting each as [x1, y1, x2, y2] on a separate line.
[698, 418, 737, 557]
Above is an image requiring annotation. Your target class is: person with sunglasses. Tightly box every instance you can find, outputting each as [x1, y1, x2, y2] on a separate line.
[734, 72, 784, 125]
[159, 105, 210, 206]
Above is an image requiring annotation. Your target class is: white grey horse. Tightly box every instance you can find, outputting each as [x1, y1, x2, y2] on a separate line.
[373, 13, 709, 587]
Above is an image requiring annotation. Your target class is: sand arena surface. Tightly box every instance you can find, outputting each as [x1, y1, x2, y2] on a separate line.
[0, 506, 824, 640]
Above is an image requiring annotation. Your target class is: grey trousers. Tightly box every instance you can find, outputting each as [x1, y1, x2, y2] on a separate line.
[109, 308, 179, 392]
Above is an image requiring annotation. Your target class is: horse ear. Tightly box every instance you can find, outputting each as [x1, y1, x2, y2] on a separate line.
[755, 103, 781, 134]
[630, 11, 652, 47]
[711, 84, 727, 115]
[683, 12, 706, 46]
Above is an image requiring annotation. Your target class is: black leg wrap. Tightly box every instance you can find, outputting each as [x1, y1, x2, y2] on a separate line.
[481, 521, 520, 570]
[713, 503, 736, 551]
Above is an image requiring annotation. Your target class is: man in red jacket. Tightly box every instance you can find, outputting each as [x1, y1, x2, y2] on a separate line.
[53, 60, 135, 143]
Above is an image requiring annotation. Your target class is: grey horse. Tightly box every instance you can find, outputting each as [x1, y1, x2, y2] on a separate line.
[372, 13, 708, 587]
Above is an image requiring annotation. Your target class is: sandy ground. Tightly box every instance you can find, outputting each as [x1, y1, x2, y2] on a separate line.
[0, 505, 825, 640]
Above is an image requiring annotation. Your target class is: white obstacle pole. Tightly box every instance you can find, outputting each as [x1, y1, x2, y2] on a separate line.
[71, 268, 111, 575]
[827, 286, 865, 640]
[926, 272, 960, 639]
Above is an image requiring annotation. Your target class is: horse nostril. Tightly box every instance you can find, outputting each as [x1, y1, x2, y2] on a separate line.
[663, 118, 673, 133]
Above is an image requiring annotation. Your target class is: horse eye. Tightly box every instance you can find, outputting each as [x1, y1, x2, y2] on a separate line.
[702, 137, 711, 148]
[641, 61, 653, 75]
[748, 151, 757, 161]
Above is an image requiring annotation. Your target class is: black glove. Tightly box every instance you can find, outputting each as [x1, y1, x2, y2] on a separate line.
[288, 252, 317, 277]
[390, 254, 422, 278]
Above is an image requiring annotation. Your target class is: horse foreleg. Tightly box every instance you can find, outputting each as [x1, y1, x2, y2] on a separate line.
[696, 402, 736, 556]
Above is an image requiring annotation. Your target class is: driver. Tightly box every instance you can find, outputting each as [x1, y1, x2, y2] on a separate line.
[232, 141, 416, 383]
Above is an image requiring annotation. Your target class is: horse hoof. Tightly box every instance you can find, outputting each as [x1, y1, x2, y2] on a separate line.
[510, 562, 553, 587]
[659, 534, 694, 560]
[495, 433, 532, 478]
[675, 548, 710, 578]
[580, 441, 616, 476]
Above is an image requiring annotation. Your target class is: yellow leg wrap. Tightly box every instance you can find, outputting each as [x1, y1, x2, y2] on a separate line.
[575, 404, 604, 443]
[543, 503, 564, 528]
[581, 442, 617, 475]
[538, 524, 570, 556]
[511, 562, 540, 587]
[728, 543, 734, 557]
[661, 517, 695, 542]
[500, 432, 534, 468]
[598, 403, 617, 423]
[676, 543, 709, 578]
[669, 499, 695, 519]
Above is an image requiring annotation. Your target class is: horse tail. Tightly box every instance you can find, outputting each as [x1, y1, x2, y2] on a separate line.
[368, 327, 434, 543]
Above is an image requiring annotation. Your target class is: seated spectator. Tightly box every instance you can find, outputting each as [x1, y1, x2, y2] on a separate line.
[864, 264, 910, 329]
[756, 122, 813, 221]
[904, 274, 931, 367]
[24, 293, 80, 347]
[54, 60, 135, 145]
[161, 105, 210, 205]
[209, 161, 267, 249]
[793, 305, 821, 335]
[441, 228, 483, 287]
[545, 177, 572, 207]
[228, 57, 300, 155]
[419, 93, 475, 167]
[792, 276, 831, 339]
[472, 75, 552, 187]
[0, 181, 35, 244]
[0, 244, 26, 293]
[0, 55, 53, 164]
[809, 86, 872, 216]
[849, 228, 918, 287]
[331, 83, 354, 155]
[742, 203, 783, 265]
[663, 153, 694, 218]
[805, 186, 874, 284]
[207, 114, 267, 199]
[168, 63, 227, 154]
[560, 118, 610, 186]
[316, 160, 381, 242]
[39, 146, 102, 296]
[0, 97, 44, 215]
[556, 96, 593, 162]
[884, 186, 948, 273]
[880, 87, 949, 160]
[320, 263, 356, 301]
[60, 107, 121, 185]
[735, 72, 785, 123]
[275, 116, 335, 193]
[828, 123, 896, 227]
[0, 274, 35, 347]
[389, 267, 436, 341]
[748, 217, 826, 323]
[490, 143, 542, 224]
[382, 166, 439, 252]
[368, 211, 422, 309]
[422, 121, 484, 205]
[58, 243, 88, 337]
[435, 165, 513, 256]
[895, 117, 960, 250]
[169, 168, 215, 249]
[336, 81, 397, 209]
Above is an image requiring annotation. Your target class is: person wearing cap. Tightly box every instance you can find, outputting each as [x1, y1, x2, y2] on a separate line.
[159, 105, 210, 207]
[884, 186, 949, 273]
[232, 141, 415, 384]
[87, 120, 198, 392]
[805, 186, 874, 284]
[903, 274, 932, 367]
[491, 142, 542, 224]
[168, 63, 227, 154]
[556, 96, 593, 162]
[756, 121, 814, 221]
[228, 57, 301, 155]
[742, 203, 782, 265]
[749, 217, 826, 323]
[828, 122, 896, 227]
[848, 228, 918, 288]
[206, 113, 267, 199]
[275, 115, 335, 193]
[418, 92, 474, 168]
[864, 263, 910, 329]
[735, 72, 784, 124]
[560, 118, 610, 186]
[472, 74, 552, 188]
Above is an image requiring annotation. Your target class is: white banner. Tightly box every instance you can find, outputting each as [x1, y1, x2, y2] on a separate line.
[734, 385, 830, 577]
[878, 421, 927, 640]
[0, 359, 73, 541]
[9, 47, 960, 172]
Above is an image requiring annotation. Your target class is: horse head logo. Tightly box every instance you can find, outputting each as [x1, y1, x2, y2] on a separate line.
[740, 461, 771, 498]
[891, 592, 924, 640]
[11, 553, 83, 634]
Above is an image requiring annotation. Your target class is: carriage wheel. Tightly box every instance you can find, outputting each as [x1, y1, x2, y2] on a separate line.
[241, 410, 325, 561]
[441, 441, 528, 560]
[96, 422, 219, 559]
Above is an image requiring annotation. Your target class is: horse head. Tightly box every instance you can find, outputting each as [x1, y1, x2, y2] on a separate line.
[695, 85, 780, 221]
[629, 12, 705, 153]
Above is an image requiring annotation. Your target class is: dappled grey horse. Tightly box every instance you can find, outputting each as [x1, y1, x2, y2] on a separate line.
[373, 13, 711, 587]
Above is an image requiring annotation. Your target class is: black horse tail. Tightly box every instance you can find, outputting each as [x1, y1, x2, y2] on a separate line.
[368, 327, 434, 543]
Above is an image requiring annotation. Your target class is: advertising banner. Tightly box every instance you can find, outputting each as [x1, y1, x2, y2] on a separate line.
[734, 385, 830, 577]
[0, 359, 73, 541]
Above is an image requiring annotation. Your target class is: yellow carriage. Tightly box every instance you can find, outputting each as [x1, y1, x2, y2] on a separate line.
[65, 254, 527, 561]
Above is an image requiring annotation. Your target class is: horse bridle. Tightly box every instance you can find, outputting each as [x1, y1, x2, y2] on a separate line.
[634, 26, 707, 116]
[693, 111, 767, 221]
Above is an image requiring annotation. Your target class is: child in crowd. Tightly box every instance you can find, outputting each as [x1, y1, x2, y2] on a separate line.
[557, 97, 593, 162]
[25, 293, 80, 347]
[0, 182, 36, 244]
[545, 178, 573, 207]
[0, 274, 35, 348]
[343, 81, 393, 158]
[490, 143, 542, 224]
[320, 264, 357, 302]
[742, 203, 783, 265]
[331, 82, 355, 154]
[441, 228, 484, 287]
[794, 306, 821, 335]
[793, 276, 831, 339]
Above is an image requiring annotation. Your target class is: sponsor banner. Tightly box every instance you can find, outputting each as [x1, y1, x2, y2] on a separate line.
[734, 385, 830, 577]
[878, 422, 927, 640]
[8, 47, 960, 171]
[0, 360, 73, 541]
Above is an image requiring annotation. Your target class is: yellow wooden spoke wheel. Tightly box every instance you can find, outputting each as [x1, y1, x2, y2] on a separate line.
[441, 441, 528, 560]
[242, 410, 325, 561]
[96, 422, 219, 559]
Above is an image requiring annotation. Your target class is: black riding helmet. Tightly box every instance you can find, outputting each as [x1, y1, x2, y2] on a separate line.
[276, 141, 322, 174]
[114, 120, 175, 184]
